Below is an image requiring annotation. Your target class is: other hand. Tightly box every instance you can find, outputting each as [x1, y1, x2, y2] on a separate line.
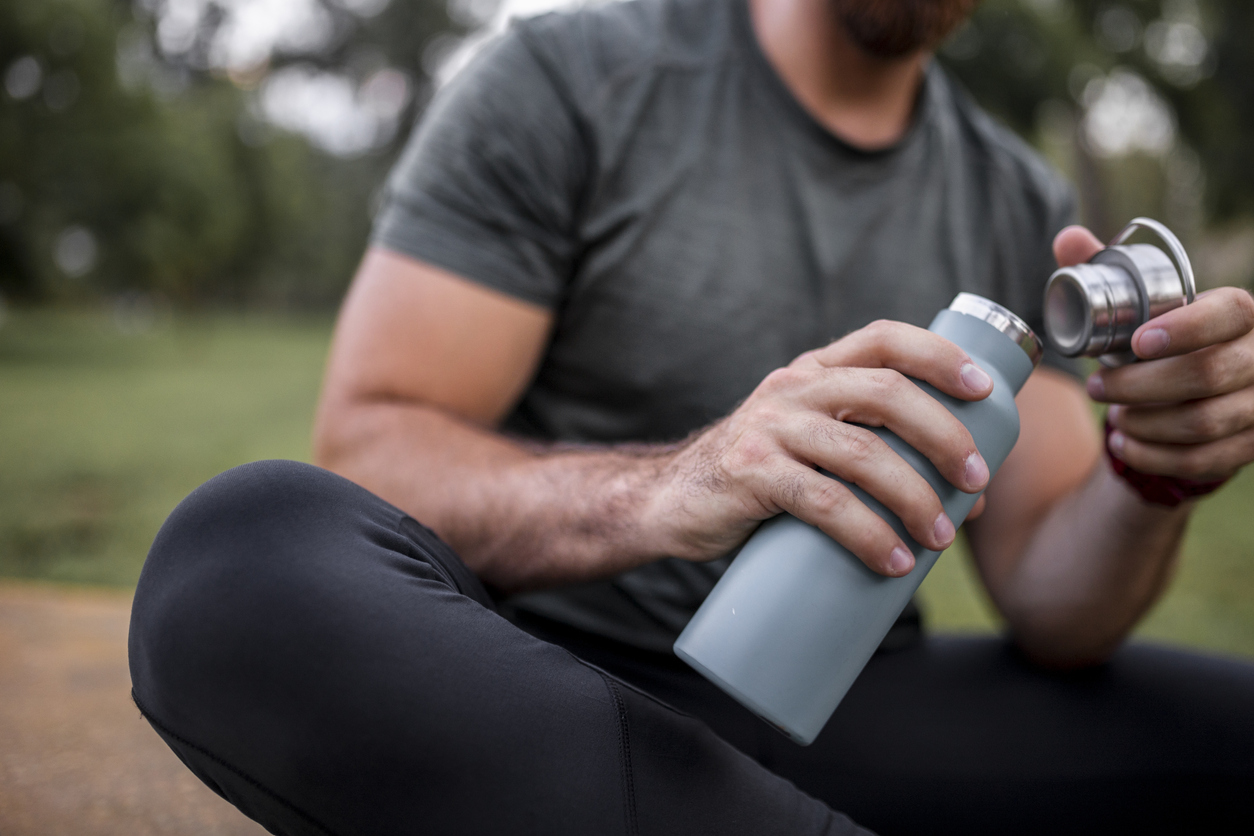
[650, 320, 994, 577]
[1056, 225, 1254, 483]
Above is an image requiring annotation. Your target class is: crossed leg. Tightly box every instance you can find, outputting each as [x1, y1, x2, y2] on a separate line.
[128, 460, 867, 836]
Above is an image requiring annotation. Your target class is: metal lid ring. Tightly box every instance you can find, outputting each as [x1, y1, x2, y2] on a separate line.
[1109, 217, 1196, 305]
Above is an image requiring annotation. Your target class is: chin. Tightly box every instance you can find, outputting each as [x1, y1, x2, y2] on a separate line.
[832, 0, 979, 59]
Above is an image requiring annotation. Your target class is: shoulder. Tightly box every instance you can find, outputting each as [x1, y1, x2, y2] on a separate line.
[930, 65, 1075, 225]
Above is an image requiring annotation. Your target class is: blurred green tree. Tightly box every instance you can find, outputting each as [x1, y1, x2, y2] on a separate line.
[941, 0, 1253, 265]
[0, 0, 454, 306]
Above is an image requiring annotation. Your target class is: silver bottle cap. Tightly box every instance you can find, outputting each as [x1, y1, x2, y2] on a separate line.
[948, 292, 1044, 368]
[1043, 217, 1195, 366]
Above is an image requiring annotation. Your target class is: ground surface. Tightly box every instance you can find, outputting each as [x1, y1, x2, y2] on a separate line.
[0, 581, 267, 835]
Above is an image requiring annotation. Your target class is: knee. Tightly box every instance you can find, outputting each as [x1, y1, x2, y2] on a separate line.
[140, 460, 371, 582]
[128, 460, 383, 707]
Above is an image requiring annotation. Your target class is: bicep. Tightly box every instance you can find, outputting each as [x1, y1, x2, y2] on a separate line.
[319, 246, 554, 428]
[966, 367, 1101, 588]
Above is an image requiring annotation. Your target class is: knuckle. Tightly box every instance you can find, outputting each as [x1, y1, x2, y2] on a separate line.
[747, 401, 788, 431]
[864, 319, 895, 342]
[758, 366, 804, 396]
[838, 425, 881, 466]
[1175, 447, 1212, 480]
[1196, 352, 1231, 391]
[865, 367, 905, 398]
[725, 430, 776, 475]
[768, 469, 807, 510]
[1236, 342, 1254, 377]
[802, 416, 839, 454]
[808, 479, 849, 518]
[1186, 403, 1225, 440]
[789, 348, 820, 368]
[1233, 287, 1254, 327]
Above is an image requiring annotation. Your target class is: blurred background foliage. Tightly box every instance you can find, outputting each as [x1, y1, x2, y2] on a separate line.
[942, 0, 1254, 287]
[0, 0, 456, 307]
[1, 0, 1253, 654]
[1, 0, 1252, 308]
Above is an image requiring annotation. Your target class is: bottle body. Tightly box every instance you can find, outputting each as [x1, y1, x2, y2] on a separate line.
[674, 304, 1036, 745]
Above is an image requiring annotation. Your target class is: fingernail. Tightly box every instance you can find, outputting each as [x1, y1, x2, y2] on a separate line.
[1137, 328, 1170, 358]
[889, 546, 914, 575]
[1107, 404, 1124, 425]
[1108, 430, 1126, 457]
[933, 512, 955, 547]
[964, 452, 989, 489]
[960, 362, 992, 393]
[1087, 373, 1105, 400]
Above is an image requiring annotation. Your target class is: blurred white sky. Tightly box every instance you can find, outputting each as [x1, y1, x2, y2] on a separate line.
[137, 0, 1208, 159]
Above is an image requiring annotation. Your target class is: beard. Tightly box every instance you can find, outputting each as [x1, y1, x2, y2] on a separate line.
[832, 0, 979, 59]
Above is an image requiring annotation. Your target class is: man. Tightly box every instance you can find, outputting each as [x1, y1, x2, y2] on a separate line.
[129, 0, 1254, 833]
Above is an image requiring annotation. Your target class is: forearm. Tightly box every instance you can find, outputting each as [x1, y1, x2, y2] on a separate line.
[314, 398, 681, 593]
[989, 463, 1191, 666]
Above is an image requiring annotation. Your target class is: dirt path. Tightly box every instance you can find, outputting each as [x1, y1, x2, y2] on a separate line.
[0, 582, 267, 836]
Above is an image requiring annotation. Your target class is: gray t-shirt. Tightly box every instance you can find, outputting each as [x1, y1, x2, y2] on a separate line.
[374, 0, 1077, 651]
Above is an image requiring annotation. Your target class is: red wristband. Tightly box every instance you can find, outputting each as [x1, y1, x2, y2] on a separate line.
[1104, 419, 1230, 507]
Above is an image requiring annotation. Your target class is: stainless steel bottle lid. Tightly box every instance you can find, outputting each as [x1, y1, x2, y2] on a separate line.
[1043, 217, 1196, 365]
[948, 292, 1044, 367]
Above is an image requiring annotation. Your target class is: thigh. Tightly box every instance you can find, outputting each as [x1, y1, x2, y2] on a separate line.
[563, 626, 1254, 836]
[129, 461, 863, 836]
[782, 637, 1254, 835]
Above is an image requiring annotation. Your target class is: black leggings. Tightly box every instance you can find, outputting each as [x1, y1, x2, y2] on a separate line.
[129, 461, 1254, 836]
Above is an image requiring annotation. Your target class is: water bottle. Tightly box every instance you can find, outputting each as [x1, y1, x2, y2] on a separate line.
[673, 293, 1043, 745]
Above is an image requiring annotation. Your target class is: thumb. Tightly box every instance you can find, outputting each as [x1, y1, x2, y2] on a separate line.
[1053, 225, 1104, 268]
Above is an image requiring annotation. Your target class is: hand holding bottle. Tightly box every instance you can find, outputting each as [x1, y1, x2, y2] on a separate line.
[650, 319, 994, 577]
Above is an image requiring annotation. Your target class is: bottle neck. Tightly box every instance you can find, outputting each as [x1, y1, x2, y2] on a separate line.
[928, 309, 1036, 395]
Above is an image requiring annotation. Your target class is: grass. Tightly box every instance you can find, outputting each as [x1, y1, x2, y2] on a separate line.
[917, 452, 1254, 660]
[1, 306, 1252, 657]
[0, 307, 330, 586]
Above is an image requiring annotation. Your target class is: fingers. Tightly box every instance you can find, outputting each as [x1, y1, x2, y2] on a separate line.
[675, 320, 1001, 573]
[785, 365, 988, 495]
[1089, 334, 1254, 404]
[1094, 294, 1254, 483]
[1053, 225, 1104, 268]
[747, 362, 987, 562]
[795, 320, 993, 403]
[1108, 423, 1254, 481]
[1109, 389, 1254, 445]
[767, 459, 921, 577]
[1131, 287, 1254, 360]
[783, 419, 956, 553]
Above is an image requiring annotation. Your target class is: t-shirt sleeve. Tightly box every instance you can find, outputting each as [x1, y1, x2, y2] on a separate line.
[371, 26, 589, 309]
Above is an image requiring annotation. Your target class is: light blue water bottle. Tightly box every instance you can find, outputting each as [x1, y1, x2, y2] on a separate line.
[674, 293, 1043, 745]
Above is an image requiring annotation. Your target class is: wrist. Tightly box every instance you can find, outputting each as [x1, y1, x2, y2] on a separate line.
[636, 447, 710, 560]
[638, 436, 758, 562]
[1104, 419, 1230, 507]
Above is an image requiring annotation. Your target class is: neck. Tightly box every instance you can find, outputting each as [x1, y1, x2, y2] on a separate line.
[749, 0, 929, 149]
